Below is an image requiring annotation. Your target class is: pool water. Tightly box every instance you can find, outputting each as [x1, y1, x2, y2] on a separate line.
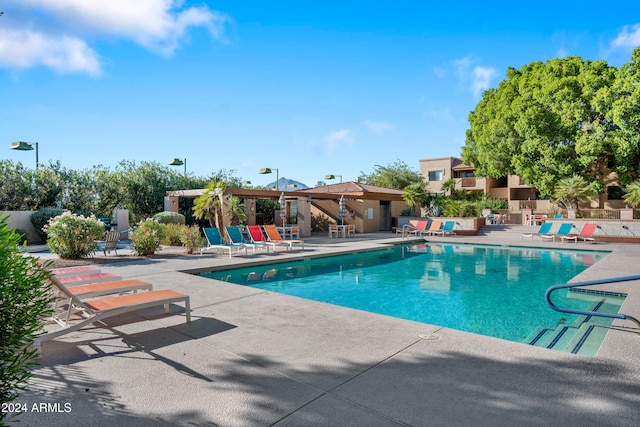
[201, 243, 622, 345]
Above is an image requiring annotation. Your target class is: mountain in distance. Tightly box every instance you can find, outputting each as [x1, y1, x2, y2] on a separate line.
[266, 177, 309, 190]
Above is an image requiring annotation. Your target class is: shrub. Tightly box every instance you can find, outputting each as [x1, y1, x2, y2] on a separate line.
[130, 219, 165, 256]
[44, 212, 105, 259]
[30, 208, 66, 242]
[13, 228, 28, 245]
[180, 225, 204, 254]
[161, 223, 185, 246]
[0, 216, 55, 425]
[152, 211, 186, 225]
[400, 208, 416, 217]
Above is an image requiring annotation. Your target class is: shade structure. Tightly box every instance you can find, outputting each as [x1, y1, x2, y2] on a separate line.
[338, 195, 347, 225]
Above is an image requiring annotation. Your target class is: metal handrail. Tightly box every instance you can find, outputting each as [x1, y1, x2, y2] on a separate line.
[545, 275, 640, 328]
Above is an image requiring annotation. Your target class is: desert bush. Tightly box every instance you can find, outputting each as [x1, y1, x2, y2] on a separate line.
[152, 211, 186, 225]
[44, 212, 105, 259]
[180, 225, 204, 254]
[130, 219, 165, 256]
[30, 208, 66, 241]
[161, 223, 185, 246]
[0, 216, 55, 424]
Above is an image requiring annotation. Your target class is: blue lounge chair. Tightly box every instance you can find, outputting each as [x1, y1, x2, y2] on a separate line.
[200, 227, 247, 257]
[521, 222, 553, 240]
[226, 226, 270, 253]
[431, 221, 456, 237]
[541, 223, 574, 242]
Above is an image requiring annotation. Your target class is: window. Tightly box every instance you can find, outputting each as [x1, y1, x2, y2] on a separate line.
[428, 170, 443, 181]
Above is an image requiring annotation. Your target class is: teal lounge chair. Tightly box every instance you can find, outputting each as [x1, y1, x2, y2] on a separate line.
[226, 226, 270, 253]
[541, 223, 574, 242]
[200, 227, 247, 257]
[431, 221, 456, 237]
[521, 222, 553, 240]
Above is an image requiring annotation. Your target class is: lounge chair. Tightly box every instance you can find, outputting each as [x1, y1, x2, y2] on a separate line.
[262, 224, 304, 251]
[226, 226, 270, 253]
[96, 229, 121, 256]
[50, 266, 102, 277]
[397, 220, 419, 238]
[541, 223, 574, 242]
[560, 223, 598, 243]
[424, 220, 443, 236]
[200, 227, 247, 257]
[37, 278, 190, 350]
[57, 272, 123, 286]
[431, 221, 456, 237]
[52, 277, 154, 310]
[521, 222, 553, 240]
[247, 225, 289, 251]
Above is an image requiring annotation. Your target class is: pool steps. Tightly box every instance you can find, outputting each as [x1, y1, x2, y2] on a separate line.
[526, 298, 619, 356]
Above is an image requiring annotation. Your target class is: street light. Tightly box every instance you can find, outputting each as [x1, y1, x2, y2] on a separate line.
[11, 141, 39, 170]
[169, 158, 186, 175]
[325, 174, 342, 183]
[259, 167, 279, 190]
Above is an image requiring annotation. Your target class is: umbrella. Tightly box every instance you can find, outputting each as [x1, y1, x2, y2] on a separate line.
[279, 192, 287, 227]
[338, 195, 346, 225]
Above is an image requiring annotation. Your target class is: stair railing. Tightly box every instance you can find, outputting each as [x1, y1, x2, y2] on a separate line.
[545, 275, 640, 328]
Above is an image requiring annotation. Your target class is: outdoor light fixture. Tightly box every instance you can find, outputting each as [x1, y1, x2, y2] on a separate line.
[259, 167, 279, 190]
[10, 141, 39, 170]
[169, 158, 186, 175]
[325, 174, 342, 183]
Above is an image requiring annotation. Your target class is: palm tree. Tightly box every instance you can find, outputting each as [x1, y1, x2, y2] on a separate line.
[193, 180, 230, 242]
[441, 178, 457, 197]
[227, 197, 247, 226]
[623, 181, 640, 207]
[402, 182, 429, 216]
[553, 175, 596, 213]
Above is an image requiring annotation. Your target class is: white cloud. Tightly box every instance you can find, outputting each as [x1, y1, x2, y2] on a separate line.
[322, 128, 355, 155]
[0, 29, 101, 75]
[452, 56, 496, 97]
[471, 66, 497, 97]
[610, 23, 640, 50]
[1, 0, 230, 74]
[364, 120, 393, 134]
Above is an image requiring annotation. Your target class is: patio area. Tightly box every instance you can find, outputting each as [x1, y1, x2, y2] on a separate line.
[15, 229, 640, 426]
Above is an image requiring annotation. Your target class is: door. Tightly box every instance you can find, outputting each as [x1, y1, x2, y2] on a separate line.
[379, 202, 391, 231]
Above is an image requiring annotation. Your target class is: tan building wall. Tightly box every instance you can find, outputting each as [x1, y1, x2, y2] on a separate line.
[419, 157, 455, 194]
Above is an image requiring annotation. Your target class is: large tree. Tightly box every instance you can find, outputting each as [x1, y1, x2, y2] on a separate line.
[359, 160, 423, 190]
[462, 50, 640, 199]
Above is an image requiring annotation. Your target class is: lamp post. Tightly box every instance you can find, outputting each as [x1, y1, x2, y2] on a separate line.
[259, 167, 279, 190]
[325, 174, 342, 183]
[10, 141, 39, 170]
[169, 158, 186, 176]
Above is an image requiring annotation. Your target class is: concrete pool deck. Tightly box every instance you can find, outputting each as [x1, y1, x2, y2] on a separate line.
[15, 227, 640, 426]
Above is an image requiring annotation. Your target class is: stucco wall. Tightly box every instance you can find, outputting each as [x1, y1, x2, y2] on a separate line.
[1, 211, 40, 243]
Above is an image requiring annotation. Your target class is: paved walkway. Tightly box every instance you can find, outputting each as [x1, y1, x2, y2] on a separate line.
[14, 229, 640, 426]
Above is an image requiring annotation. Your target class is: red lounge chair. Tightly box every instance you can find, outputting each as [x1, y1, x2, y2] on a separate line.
[560, 223, 598, 243]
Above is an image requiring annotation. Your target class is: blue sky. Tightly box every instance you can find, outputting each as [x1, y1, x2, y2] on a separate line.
[2, 1, 640, 188]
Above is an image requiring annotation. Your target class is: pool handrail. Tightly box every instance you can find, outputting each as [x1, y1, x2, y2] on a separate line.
[545, 275, 640, 328]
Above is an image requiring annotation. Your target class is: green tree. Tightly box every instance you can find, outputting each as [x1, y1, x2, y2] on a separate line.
[0, 216, 54, 423]
[623, 181, 640, 207]
[402, 182, 429, 214]
[553, 175, 596, 212]
[0, 160, 34, 210]
[440, 178, 458, 197]
[463, 54, 623, 199]
[359, 160, 423, 190]
[193, 180, 230, 242]
[227, 197, 247, 226]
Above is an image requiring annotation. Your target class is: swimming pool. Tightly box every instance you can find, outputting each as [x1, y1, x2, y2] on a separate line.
[200, 243, 622, 350]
